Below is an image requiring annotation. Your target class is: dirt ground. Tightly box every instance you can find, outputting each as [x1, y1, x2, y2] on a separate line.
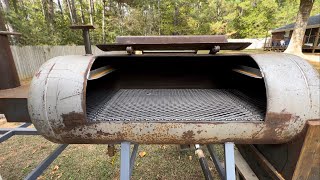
[0, 51, 319, 180]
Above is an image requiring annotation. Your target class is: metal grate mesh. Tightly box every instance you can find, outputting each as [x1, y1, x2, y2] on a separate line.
[86, 89, 265, 122]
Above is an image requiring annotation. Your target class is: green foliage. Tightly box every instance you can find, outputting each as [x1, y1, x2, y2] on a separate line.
[1, 0, 319, 45]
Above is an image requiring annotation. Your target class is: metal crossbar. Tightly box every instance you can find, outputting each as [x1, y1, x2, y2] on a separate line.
[1, 125, 237, 180]
[24, 144, 68, 180]
[0, 123, 37, 142]
[207, 143, 236, 180]
[0, 123, 67, 180]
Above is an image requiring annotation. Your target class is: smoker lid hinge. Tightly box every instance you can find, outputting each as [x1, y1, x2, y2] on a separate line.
[209, 46, 220, 54]
[126, 46, 135, 55]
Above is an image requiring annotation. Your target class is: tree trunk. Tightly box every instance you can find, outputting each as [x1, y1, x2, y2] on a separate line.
[284, 0, 314, 56]
[1, 0, 15, 34]
[41, 0, 48, 20]
[89, 0, 94, 24]
[173, 3, 179, 35]
[57, 0, 63, 15]
[102, 0, 106, 43]
[66, 0, 77, 24]
[48, 0, 54, 24]
[12, 0, 18, 13]
[0, 0, 9, 10]
[70, 0, 78, 23]
[158, 0, 161, 35]
[79, 0, 85, 24]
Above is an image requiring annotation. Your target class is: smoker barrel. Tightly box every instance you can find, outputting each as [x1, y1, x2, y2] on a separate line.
[28, 53, 320, 144]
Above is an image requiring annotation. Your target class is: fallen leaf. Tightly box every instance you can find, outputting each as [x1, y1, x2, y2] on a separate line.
[50, 165, 59, 175]
[189, 155, 192, 161]
[57, 173, 62, 179]
[139, 151, 147, 157]
[53, 165, 59, 171]
[37, 175, 45, 180]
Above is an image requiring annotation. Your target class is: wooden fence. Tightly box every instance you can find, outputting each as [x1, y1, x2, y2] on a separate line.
[10, 46, 104, 80]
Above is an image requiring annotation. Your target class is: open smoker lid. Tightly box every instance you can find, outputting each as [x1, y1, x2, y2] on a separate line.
[96, 35, 251, 52]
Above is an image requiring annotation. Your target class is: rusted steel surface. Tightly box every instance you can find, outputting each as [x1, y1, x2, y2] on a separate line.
[28, 53, 320, 144]
[0, 84, 31, 122]
[0, 14, 20, 90]
[116, 35, 228, 44]
[96, 42, 251, 52]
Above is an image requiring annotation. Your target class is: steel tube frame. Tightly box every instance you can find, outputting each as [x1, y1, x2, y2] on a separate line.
[195, 144, 213, 180]
[0, 128, 38, 135]
[0, 123, 67, 180]
[24, 144, 68, 180]
[207, 144, 226, 179]
[207, 143, 236, 180]
[130, 144, 139, 177]
[224, 142, 236, 180]
[120, 142, 131, 180]
[120, 142, 139, 180]
[0, 123, 34, 142]
[83, 29, 92, 55]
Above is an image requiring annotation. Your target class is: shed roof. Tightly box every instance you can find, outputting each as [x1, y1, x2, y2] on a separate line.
[272, 14, 320, 33]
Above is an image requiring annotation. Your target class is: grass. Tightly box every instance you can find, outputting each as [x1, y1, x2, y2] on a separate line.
[0, 132, 223, 180]
[0, 50, 319, 179]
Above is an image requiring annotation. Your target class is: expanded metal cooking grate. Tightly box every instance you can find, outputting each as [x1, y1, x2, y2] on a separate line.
[86, 89, 265, 122]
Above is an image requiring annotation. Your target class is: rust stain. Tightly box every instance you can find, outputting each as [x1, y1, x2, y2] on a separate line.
[260, 112, 303, 143]
[45, 63, 56, 85]
[35, 70, 42, 78]
[266, 112, 292, 122]
[45, 111, 309, 144]
[61, 111, 86, 129]
[97, 130, 113, 136]
[197, 130, 203, 134]
[182, 130, 195, 140]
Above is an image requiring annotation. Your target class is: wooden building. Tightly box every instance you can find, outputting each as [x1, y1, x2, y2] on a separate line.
[264, 14, 320, 53]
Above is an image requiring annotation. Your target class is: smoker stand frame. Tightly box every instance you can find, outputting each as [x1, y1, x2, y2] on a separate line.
[2, 121, 319, 179]
[1, 123, 237, 180]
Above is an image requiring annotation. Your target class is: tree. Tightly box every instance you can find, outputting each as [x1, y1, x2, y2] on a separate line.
[1, 0, 318, 46]
[102, 0, 106, 43]
[66, 0, 78, 24]
[0, 0, 14, 32]
[89, 0, 94, 24]
[284, 0, 314, 56]
[57, 0, 63, 15]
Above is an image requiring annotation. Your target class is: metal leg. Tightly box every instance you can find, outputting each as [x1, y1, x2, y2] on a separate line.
[0, 123, 32, 143]
[120, 142, 131, 180]
[24, 144, 68, 180]
[195, 144, 213, 180]
[224, 142, 236, 180]
[129, 144, 139, 177]
[207, 144, 225, 179]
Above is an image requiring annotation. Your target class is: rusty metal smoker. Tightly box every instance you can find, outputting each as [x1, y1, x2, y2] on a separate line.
[25, 36, 319, 145]
[1, 34, 320, 179]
